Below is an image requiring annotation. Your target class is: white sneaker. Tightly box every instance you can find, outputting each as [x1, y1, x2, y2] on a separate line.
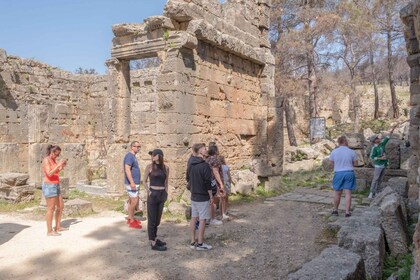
[209, 219, 222, 226]
[368, 193, 374, 199]
[222, 214, 230, 220]
[196, 243, 212, 250]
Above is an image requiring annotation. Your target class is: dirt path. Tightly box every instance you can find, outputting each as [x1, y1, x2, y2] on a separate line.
[0, 200, 329, 280]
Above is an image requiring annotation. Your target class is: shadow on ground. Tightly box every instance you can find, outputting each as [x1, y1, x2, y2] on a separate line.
[0, 223, 30, 245]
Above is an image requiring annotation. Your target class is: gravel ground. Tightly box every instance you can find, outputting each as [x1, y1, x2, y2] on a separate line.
[0, 200, 329, 280]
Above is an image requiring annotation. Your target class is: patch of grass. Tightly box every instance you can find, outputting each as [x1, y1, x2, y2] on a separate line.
[383, 253, 413, 280]
[0, 189, 42, 213]
[281, 168, 332, 190]
[255, 185, 278, 197]
[68, 188, 126, 213]
[229, 193, 256, 204]
[162, 211, 185, 224]
[360, 119, 390, 133]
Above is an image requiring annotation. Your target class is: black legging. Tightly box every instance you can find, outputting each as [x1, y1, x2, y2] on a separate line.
[147, 189, 167, 241]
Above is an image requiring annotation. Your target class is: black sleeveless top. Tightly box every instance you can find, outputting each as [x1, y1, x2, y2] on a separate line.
[149, 165, 166, 187]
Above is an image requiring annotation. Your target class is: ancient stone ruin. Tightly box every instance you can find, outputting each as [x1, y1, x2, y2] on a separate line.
[0, 0, 282, 199]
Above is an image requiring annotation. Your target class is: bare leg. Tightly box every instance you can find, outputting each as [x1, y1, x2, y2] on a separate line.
[190, 216, 198, 243]
[224, 195, 229, 215]
[210, 200, 216, 220]
[55, 196, 64, 230]
[197, 219, 206, 244]
[344, 190, 352, 214]
[128, 196, 139, 220]
[333, 190, 343, 210]
[46, 197, 57, 233]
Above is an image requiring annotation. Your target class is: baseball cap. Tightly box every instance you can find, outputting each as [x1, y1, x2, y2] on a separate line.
[151, 149, 164, 156]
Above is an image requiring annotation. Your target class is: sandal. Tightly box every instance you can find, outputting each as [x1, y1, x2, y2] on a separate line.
[47, 231, 61, 236]
[56, 227, 69, 232]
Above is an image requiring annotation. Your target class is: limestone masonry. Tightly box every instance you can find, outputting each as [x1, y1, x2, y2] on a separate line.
[0, 0, 282, 199]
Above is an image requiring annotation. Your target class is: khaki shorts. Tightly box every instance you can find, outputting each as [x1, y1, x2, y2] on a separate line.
[191, 200, 211, 220]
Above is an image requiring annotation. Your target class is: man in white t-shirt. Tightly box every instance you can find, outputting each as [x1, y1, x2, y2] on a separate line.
[329, 136, 358, 217]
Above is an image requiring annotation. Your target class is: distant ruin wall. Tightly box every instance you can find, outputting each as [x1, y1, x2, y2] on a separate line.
[0, 0, 280, 199]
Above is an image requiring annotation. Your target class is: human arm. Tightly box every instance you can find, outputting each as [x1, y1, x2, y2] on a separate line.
[42, 158, 66, 177]
[125, 164, 136, 189]
[204, 165, 214, 204]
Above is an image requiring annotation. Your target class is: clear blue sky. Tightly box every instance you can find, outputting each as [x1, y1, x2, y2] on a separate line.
[0, 0, 167, 73]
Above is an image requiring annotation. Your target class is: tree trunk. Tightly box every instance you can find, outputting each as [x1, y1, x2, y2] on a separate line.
[284, 98, 298, 146]
[350, 71, 360, 132]
[305, 20, 318, 119]
[386, 5, 399, 118]
[369, 43, 380, 119]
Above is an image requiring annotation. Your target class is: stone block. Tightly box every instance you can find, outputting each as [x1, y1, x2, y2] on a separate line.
[371, 187, 409, 256]
[0, 48, 7, 62]
[338, 225, 385, 280]
[287, 246, 366, 280]
[231, 169, 260, 195]
[265, 175, 282, 192]
[345, 133, 365, 149]
[63, 199, 93, 216]
[168, 201, 187, 215]
[0, 144, 20, 173]
[356, 179, 367, 192]
[0, 173, 29, 186]
[386, 138, 401, 169]
[383, 177, 409, 198]
[0, 183, 35, 203]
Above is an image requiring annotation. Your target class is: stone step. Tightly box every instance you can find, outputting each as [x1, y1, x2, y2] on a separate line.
[76, 182, 108, 196]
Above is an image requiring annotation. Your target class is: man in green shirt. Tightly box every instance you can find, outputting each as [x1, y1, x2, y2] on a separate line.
[368, 126, 396, 198]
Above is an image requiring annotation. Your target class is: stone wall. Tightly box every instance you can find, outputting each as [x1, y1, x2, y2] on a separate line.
[0, 0, 280, 199]
[107, 0, 281, 198]
[401, 0, 420, 277]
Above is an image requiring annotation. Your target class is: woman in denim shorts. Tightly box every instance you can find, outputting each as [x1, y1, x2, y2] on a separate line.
[42, 145, 67, 236]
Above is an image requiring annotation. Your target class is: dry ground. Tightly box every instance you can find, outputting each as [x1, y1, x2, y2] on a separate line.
[0, 200, 330, 280]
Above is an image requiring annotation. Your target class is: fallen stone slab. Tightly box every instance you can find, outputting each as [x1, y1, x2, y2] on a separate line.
[383, 177, 409, 198]
[0, 184, 35, 203]
[338, 225, 385, 280]
[0, 173, 30, 186]
[371, 187, 409, 256]
[63, 199, 93, 216]
[287, 246, 366, 280]
[328, 207, 382, 236]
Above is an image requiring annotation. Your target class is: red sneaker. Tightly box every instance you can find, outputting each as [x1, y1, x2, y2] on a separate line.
[129, 220, 142, 229]
[127, 218, 141, 225]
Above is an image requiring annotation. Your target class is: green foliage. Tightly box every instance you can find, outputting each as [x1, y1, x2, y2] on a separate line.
[360, 119, 390, 133]
[281, 168, 332, 190]
[68, 189, 89, 199]
[163, 30, 169, 41]
[291, 150, 306, 161]
[75, 67, 97, 74]
[383, 253, 413, 280]
[0, 189, 42, 212]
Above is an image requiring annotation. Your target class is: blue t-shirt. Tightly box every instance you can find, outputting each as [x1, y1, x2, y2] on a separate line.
[329, 146, 357, 172]
[123, 153, 141, 185]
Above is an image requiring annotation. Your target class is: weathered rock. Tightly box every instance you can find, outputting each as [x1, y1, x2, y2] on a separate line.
[356, 179, 368, 192]
[180, 189, 191, 206]
[231, 169, 260, 195]
[63, 199, 93, 216]
[168, 201, 187, 215]
[0, 184, 35, 203]
[265, 175, 282, 192]
[0, 173, 29, 186]
[364, 128, 375, 140]
[371, 187, 409, 256]
[311, 139, 336, 155]
[283, 159, 318, 174]
[354, 149, 366, 167]
[345, 133, 365, 149]
[338, 225, 385, 280]
[0, 48, 7, 62]
[386, 137, 402, 169]
[287, 246, 366, 280]
[383, 177, 409, 198]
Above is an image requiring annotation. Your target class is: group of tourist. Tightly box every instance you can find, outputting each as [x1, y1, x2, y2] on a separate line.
[40, 125, 395, 248]
[329, 125, 396, 217]
[41, 140, 231, 252]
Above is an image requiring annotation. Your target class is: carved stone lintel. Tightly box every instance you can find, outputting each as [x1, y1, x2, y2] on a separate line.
[105, 58, 121, 71]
